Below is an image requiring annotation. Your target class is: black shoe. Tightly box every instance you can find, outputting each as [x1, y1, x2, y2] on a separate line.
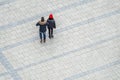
[44, 39, 46, 43]
[51, 35, 54, 38]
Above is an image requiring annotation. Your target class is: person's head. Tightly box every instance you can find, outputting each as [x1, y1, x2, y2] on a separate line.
[49, 14, 53, 19]
[41, 17, 44, 22]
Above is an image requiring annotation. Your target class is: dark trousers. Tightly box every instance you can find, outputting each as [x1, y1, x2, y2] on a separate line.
[48, 27, 53, 38]
[39, 32, 46, 40]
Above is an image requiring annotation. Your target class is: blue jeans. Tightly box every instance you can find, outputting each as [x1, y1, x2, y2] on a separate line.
[39, 32, 46, 40]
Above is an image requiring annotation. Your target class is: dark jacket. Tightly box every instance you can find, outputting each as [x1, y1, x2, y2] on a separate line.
[47, 19, 56, 28]
[36, 21, 48, 32]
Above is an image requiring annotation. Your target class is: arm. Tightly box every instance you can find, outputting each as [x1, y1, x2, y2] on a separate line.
[54, 20, 56, 28]
[36, 22, 39, 26]
[46, 21, 49, 28]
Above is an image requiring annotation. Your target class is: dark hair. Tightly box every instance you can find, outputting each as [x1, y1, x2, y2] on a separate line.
[41, 17, 44, 22]
[49, 18, 54, 20]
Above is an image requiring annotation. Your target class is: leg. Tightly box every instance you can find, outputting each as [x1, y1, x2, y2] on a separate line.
[43, 32, 46, 43]
[48, 27, 51, 39]
[40, 32, 42, 43]
[51, 28, 54, 38]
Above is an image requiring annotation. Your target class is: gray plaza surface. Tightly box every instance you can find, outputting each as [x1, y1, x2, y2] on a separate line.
[0, 0, 120, 80]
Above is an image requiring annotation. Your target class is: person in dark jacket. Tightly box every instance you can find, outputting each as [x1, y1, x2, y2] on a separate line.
[36, 17, 48, 43]
[47, 14, 56, 39]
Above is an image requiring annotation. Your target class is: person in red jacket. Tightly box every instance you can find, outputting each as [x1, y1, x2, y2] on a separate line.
[47, 14, 56, 39]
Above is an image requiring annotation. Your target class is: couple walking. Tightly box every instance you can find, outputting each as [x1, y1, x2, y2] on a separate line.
[36, 14, 56, 43]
